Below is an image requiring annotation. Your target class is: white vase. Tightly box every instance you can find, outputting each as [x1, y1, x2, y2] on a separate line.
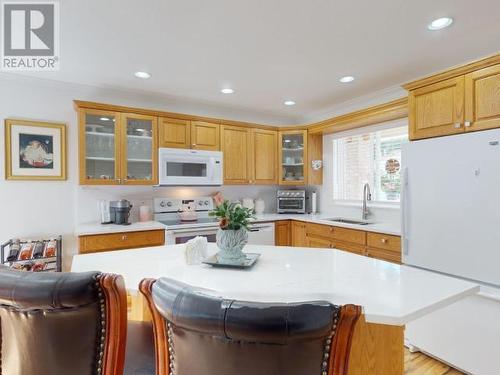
[216, 228, 248, 264]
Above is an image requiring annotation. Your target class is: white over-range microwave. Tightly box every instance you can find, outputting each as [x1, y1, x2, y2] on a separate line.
[158, 148, 223, 186]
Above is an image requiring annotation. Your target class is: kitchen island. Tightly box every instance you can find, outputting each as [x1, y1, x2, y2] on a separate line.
[72, 243, 478, 375]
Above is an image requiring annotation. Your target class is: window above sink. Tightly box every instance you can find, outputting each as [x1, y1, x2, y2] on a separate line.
[332, 122, 408, 204]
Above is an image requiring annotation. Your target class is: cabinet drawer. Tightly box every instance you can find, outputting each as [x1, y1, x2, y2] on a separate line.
[333, 227, 366, 245]
[79, 230, 165, 254]
[306, 222, 334, 238]
[366, 247, 401, 264]
[367, 232, 401, 253]
[333, 240, 365, 255]
[306, 235, 333, 249]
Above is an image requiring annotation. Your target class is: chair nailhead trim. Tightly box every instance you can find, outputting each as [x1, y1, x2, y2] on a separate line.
[167, 322, 176, 375]
[95, 274, 106, 375]
[320, 307, 340, 375]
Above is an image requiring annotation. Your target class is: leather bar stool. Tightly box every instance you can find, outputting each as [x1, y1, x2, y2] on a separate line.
[139, 277, 361, 375]
[0, 267, 154, 375]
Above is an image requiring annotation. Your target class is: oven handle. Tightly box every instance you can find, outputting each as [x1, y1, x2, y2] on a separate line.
[167, 227, 219, 235]
[277, 197, 305, 200]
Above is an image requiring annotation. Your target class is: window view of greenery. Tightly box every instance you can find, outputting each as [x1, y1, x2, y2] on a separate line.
[333, 126, 408, 202]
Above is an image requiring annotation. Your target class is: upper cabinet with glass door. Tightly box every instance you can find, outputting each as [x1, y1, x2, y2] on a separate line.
[278, 130, 308, 185]
[122, 113, 158, 185]
[79, 109, 121, 184]
[78, 108, 158, 185]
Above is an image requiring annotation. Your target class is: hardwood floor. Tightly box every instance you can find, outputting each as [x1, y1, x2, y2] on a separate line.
[405, 349, 465, 375]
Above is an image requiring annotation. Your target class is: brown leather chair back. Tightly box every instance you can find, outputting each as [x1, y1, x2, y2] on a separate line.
[0, 267, 127, 375]
[140, 277, 361, 375]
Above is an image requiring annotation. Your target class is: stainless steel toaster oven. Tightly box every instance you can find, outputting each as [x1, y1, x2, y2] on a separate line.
[277, 190, 306, 214]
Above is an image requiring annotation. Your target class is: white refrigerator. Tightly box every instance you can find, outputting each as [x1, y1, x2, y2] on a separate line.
[402, 129, 500, 375]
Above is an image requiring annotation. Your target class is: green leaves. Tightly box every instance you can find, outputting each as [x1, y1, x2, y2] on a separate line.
[209, 200, 256, 231]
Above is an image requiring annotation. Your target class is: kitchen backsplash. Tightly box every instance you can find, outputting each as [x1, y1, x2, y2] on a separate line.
[76, 185, 281, 224]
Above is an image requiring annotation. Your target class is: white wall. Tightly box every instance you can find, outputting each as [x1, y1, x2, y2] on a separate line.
[0, 74, 295, 266]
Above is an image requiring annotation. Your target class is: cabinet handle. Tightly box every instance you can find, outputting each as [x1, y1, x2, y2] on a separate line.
[116, 178, 122, 183]
[121, 235, 128, 240]
[381, 238, 388, 244]
[464, 121, 471, 127]
[330, 227, 334, 232]
[192, 144, 196, 147]
[454, 123, 461, 129]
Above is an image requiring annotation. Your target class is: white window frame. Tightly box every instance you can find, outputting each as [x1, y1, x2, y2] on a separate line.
[331, 118, 408, 209]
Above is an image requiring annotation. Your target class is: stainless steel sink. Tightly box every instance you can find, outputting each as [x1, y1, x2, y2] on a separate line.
[325, 218, 373, 225]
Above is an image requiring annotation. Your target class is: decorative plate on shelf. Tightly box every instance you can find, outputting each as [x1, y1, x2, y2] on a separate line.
[202, 253, 261, 268]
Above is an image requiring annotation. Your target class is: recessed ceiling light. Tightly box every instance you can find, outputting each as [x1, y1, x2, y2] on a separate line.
[427, 17, 453, 31]
[134, 71, 151, 79]
[284, 100, 296, 106]
[339, 76, 355, 83]
[100, 117, 110, 121]
[221, 88, 234, 94]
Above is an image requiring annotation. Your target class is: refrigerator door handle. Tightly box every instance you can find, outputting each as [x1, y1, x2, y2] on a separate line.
[401, 167, 409, 255]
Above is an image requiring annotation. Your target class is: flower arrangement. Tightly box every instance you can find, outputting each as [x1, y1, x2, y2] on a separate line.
[209, 200, 255, 231]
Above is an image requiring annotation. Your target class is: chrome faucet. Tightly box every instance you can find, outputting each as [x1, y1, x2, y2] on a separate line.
[362, 183, 372, 221]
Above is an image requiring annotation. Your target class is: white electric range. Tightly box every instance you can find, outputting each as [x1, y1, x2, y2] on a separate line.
[153, 197, 275, 245]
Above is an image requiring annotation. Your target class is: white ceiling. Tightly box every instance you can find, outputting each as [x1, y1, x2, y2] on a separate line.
[13, 0, 500, 123]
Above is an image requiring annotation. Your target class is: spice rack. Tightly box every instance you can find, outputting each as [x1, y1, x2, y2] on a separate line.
[1, 236, 62, 272]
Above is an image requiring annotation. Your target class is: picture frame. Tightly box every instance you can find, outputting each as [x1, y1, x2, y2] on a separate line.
[4, 119, 67, 180]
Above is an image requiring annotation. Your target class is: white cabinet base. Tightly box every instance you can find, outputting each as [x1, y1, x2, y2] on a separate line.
[406, 288, 500, 375]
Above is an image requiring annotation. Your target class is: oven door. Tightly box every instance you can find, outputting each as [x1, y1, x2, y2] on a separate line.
[159, 148, 222, 186]
[277, 197, 305, 213]
[166, 227, 218, 245]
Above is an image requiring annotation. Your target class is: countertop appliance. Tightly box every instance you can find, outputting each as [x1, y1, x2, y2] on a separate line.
[154, 197, 275, 245]
[158, 148, 223, 186]
[402, 129, 500, 374]
[110, 200, 132, 225]
[277, 190, 306, 214]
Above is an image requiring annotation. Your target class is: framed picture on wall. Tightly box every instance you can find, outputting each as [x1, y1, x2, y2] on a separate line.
[4, 119, 67, 180]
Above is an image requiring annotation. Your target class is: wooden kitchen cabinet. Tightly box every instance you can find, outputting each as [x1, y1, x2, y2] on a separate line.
[220, 125, 251, 184]
[297, 221, 401, 261]
[79, 229, 165, 254]
[307, 236, 332, 248]
[405, 55, 500, 140]
[278, 130, 308, 185]
[221, 125, 278, 185]
[191, 121, 220, 150]
[121, 113, 158, 185]
[334, 240, 366, 255]
[159, 118, 219, 150]
[464, 64, 500, 132]
[275, 220, 291, 246]
[291, 221, 307, 247]
[251, 128, 278, 184]
[366, 232, 402, 264]
[408, 76, 465, 140]
[158, 117, 191, 148]
[305, 222, 366, 256]
[78, 108, 158, 185]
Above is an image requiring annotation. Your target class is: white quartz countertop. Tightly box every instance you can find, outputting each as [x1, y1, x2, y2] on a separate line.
[71, 243, 477, 325]
[253, 213, 401, 235]
[76, 214, 400, 236]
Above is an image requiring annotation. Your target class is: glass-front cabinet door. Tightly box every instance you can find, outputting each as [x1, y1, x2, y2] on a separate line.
[279, 130, 308, 185]
[122, 113, 158, 185]
[80, 109, 121, 184]
[79, 109, 158, 185]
